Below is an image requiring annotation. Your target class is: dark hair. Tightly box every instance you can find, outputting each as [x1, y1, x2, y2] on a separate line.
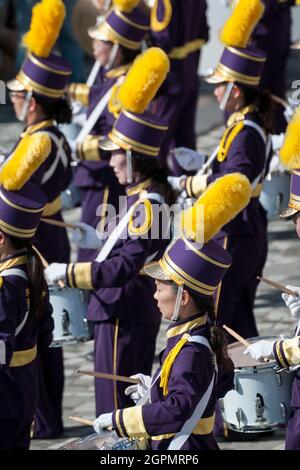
[119, 45, 141, 65]
[240, 86, 276, 134]
[33, 93, 72, 124]
[170, 282, 229, 366]
[9, 238, 46, 318]
[132, 152, 176, 206]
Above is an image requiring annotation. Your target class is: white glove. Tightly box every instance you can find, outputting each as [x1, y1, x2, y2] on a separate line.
[71, 223, 104, 250]
[124, 373, 152, 404]
[167, 176, 186, 194]
[282, 285, 300, 319]
[93, 412, 113, 434]
[172, 147, 207, 172]
[244, 340, 275, 361]
[44, 263, 67, 283]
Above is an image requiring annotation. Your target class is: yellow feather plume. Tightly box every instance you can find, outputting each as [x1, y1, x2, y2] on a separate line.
[279, 107, 300, 170]
[23, 0, 66, 58]
[118, 47, 170, 113]
[220, 0, 265, 48]
[0, 133, 51, 190]
[182, 173, 252, 243]
[113, 0, 140, 12]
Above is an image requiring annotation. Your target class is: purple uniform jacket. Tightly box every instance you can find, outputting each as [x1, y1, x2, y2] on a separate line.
[112, 315, 234, 450]
[149, 0, 209, 96]
[10, 120, 73, 263]
[206, 112, 268, 237]
[252, 0, 294, 133]
[66, 178, 170, 326]
[74, 65, 129, 189]
[0, 253, 54, 420]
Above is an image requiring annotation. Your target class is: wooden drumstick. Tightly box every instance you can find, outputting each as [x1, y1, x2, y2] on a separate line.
[223, 325, 251, 347]
[40, 217, 79, 231]
[76, 369, 141, 385]
[33, 245, 65, 289]
[69, 416, 113, 432]
[69, 416, 93, 426]
[257, 277, 299, 297]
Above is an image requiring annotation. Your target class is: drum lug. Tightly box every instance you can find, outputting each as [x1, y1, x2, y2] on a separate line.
[235, 408, 246, 430]
[62, 309, 70, 336]
[275, 372, 283, 386]
[280, 403, 288, 424]
[255, 393, 266, 423]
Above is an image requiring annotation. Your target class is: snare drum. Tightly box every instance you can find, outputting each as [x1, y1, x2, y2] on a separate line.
[260, 171, 290, 220]
[220, 336, 295, 433]
[60, 431, 147, 450]
[49, 286, 90, 347]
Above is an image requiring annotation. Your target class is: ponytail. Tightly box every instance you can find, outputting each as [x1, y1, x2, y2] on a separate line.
[33, 93, 72, 124]
[9, 238, 46, 318]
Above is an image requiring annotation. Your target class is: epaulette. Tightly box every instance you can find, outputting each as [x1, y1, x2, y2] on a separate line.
[217, 121, 245, 162]
[128, 197, 153, 236]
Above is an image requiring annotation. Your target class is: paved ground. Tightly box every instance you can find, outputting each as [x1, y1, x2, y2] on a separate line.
[1, 94, 299, 451]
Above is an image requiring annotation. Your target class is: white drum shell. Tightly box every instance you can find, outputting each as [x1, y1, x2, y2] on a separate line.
[50, 286, 90, 346]
[221, 365, 294, 432]
[221, 336, 295, 433]
[260, 172, 290, 220]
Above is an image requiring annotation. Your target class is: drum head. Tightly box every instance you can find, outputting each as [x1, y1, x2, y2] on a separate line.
[60, 431, 119, 450]
[228, 335, 290, 368]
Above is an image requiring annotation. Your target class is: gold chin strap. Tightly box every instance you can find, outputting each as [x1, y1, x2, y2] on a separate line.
[171, 284, 184, 322]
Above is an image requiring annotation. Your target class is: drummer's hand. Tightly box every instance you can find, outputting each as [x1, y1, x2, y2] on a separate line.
[71, 223, 104, 250]
[282, 285, 300, 319]
[243, 341, 275, 361]
[93, 412, 113, 434]
[124, 373, 152, 403]
[44, 263, 67, 283]
[167, 176, 186, 194]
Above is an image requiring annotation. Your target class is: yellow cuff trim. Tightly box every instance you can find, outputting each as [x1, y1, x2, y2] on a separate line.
[69, 83, 90, 106]
[42, 196, 62, 217]
[77, 135, 101, 161]
[122, 406, 150, 439]
[282, 337, 300, 367]
[74, 263, 93, 289]
[10, 345, 37, 367]
[151, 413, 215, 440]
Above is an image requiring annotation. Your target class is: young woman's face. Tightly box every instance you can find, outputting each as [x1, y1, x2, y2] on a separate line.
[109, 150, 128, 185]
[9, 91, 26, 120]
[214, 82, 240, 113]
[92, 40, 113, 65]
[154, 280, 177, 320]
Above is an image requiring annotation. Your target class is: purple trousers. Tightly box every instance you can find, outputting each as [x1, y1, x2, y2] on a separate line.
[285, 407, 300, 450]
[215, 231, 268, 342]
[0, 418, 32, 450]
[152, 89, 198, 175]
[94, 319, 160, 416]
[33, 348, 64, 438]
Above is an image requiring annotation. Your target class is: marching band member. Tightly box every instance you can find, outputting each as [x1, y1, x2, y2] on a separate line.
[5, 0, 73, 438]
[68, 0, 150, 262]
[92, 173, 253, 450]
[45, 48, 175, 416]
[171, 0, 275, 341]
[0, 177, 54, 450]
[148, 0, 209, 173]
[245, 108, 300, 450]
[251, 0, 297, 134]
